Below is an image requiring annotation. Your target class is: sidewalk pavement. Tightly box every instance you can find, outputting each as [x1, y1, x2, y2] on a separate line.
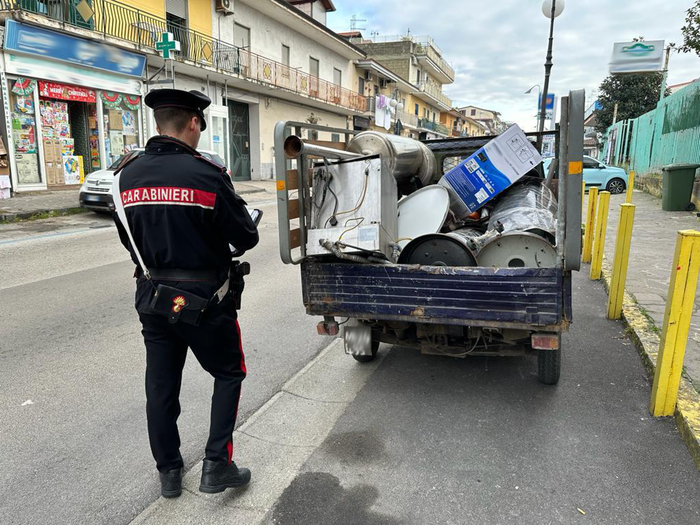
[132, 271, 700, 524]
[0, 180, 276, 222]
[602, 190, 700, 392]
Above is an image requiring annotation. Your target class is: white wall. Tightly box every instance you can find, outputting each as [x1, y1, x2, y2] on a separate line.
[212, 0, 356, 92]
[257, 97, 348, 180]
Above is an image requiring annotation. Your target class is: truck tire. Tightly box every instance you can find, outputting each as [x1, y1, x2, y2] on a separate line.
[353, 339, 379, 363]
[537, 348, 561, 385]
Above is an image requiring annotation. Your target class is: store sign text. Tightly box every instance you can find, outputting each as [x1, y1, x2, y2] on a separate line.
[39, 82, 96, 103]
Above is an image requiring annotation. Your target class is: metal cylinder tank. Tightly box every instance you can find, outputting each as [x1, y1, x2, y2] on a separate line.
[477, 232, 558, 268]
[487, 183, 558, 243]
[397, 233, 478, 267]
[347, 131, 436, 192]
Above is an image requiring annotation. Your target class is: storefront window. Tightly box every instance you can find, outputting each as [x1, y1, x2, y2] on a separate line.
[9, 78, 41, 184]
[38, 81, 97, 185]
[101, 92, 141, 167]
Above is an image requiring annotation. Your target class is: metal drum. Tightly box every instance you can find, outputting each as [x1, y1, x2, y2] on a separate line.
[398, 233, 478, 267]
[348, 132, 436, 193]
[476, 232, 558, 268]
[487, 183, 558, 243]
[397, 185, 450, 249]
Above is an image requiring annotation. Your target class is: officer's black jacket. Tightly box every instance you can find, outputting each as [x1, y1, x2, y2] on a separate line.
[113, 135, 259, 303]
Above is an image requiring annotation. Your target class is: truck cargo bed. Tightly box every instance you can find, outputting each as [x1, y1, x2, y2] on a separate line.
[301, 262, 571, 331]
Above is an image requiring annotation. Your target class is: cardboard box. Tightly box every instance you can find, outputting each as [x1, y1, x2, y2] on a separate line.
[439, 124, 542, 215]
[45, 162, 56, 185]
[109, 110, 123, 130]
[43, 139, 62, 163]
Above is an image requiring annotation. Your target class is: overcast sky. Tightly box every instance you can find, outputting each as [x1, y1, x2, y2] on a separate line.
[327, 0, 700, 131]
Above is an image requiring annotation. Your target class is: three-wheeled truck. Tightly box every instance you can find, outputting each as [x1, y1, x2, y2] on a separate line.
[273, 90, 585, 384]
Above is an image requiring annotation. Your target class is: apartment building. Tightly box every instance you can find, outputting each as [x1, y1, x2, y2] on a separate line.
[0, 0, 368, 194]
[458, 105, 507, 135]
[344, 34, 454, 140]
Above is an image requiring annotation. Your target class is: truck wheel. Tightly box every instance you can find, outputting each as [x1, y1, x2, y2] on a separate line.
[537, 348, 561, 385]
[353, 339, 379, 363]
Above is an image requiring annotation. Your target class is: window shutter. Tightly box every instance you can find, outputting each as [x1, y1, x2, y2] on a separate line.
[165, 0, 187, 19]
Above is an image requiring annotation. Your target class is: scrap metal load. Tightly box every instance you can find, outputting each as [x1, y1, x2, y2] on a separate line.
[283, 126, 558, 268]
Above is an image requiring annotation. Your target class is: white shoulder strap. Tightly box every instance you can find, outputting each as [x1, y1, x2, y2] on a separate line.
[113, 171, 151, 280]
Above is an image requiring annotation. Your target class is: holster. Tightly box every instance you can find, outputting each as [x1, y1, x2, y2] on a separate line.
[150, 284, 209, 326]
[230, 261, 251, 310]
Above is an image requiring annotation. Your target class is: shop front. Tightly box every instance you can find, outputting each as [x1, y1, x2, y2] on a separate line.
[1, 20, 146, 193]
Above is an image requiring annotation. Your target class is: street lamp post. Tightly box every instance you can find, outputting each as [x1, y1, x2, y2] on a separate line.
[538, 0, 565, 136]
[525, 84, 541, 131]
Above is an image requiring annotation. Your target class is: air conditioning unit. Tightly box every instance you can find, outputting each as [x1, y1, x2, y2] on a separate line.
[216, 0, 234, 15]
[379, 78, 387, 88]
[364, 71, 373, 81]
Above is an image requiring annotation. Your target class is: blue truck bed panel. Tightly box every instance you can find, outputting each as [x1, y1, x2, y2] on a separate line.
[301, 262, 569, 329]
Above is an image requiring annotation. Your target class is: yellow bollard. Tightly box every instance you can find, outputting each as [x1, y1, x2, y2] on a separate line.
[590, 191, 610, 280]
[650, 230, 700, 417]
[626, 171, 635, 204]
[607, 204, 636, 319]
[582, 187, 598, 263]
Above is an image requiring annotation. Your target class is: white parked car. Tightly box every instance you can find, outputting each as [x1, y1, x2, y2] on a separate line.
[79, 148, 230, 212]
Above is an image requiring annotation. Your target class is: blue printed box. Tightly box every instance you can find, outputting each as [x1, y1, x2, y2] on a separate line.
[439, 124, 542, 215]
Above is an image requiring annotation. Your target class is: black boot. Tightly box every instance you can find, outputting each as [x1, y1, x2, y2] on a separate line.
[199, 459, 251, 493]
[159, 468, 183, 498]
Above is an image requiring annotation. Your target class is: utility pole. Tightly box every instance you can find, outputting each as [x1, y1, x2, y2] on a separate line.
[538, 0, 557, 135]
[659, 46, 671, 102]
[612, 102, 619, 126]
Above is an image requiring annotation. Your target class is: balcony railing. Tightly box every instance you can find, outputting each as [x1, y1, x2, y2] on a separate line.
[416, 81, 452, 108]
[0, 0, 367, 112]
[413, 37, 455, 82]
[418, 118, 449, 136]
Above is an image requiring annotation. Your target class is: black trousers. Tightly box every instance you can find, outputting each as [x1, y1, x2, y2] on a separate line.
[138, 300, 246, 473]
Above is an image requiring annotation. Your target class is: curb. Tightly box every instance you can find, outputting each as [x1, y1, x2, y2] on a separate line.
[599, 259, 700, 470]
[0, 206, 89, 223]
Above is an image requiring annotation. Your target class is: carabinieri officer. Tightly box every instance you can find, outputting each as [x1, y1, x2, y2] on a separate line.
[113, 88, 259, 498]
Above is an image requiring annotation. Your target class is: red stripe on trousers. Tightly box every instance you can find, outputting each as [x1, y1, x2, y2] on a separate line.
[227, 320, 246, 464]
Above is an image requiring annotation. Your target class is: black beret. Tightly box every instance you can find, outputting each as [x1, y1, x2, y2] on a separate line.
[145, 88, 211, 131]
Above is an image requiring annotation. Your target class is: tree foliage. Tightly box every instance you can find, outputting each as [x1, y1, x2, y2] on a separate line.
[680, 0, 700, 56]
[595, 73, 670, 133]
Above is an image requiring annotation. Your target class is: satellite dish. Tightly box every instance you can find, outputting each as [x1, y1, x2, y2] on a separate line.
[397, 185, 450, 249]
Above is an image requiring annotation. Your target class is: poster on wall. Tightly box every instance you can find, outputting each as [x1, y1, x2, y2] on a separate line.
[121, 110, 136, 135]
[109, 131, 124, 158]
[63, 155, 84, 185]
[15, 153, 40, 184]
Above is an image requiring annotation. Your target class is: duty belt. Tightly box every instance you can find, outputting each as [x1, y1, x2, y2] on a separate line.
[136, 268, 220, 282]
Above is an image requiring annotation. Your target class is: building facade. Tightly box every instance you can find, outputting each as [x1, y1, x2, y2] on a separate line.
[344, 34, 454, 140]
[0, 0, 369, 194]
[458, 105, 507, 135]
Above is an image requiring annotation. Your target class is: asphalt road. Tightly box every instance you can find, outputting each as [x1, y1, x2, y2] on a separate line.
[0, 195, 329, 525]
[269, 271, 700, 525]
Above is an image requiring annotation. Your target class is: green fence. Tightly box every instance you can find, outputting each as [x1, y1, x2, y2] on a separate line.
[602, 78, 700, 174]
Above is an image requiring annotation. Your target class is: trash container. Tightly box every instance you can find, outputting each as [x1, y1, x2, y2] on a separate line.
[661, 164, 700, 211]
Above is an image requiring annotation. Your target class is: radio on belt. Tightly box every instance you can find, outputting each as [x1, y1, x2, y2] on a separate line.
[439, 124, 542, 216]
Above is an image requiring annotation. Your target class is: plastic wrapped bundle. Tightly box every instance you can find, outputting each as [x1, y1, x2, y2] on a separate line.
[487, 183, 558, 244]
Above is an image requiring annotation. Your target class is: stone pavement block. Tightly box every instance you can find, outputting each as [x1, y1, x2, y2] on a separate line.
[131, 490, 265, 525]
[604, 191, 700, 389]
[243, 392, 347, 447]
[181, 431, 314, 513]
[284, 341, 385, 403]
[632, 293, 665, 304]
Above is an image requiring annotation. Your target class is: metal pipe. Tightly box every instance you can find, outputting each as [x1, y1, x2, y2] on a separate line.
[283, 135, 362, 160]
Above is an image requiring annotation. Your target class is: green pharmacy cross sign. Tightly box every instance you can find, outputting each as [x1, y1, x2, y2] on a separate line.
[156, 32, 181, 60]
